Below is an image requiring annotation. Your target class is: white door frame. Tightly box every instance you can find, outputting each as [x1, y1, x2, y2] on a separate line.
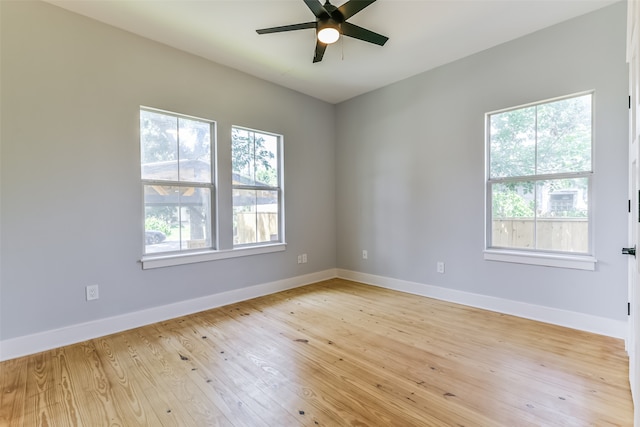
[627, 1, 640, 425]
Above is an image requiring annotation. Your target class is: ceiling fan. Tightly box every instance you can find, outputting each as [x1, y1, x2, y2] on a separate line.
[256, 0, 389, 63]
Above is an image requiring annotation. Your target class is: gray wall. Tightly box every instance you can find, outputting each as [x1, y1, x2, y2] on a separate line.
[0, 1, 336, 340]
[0, 1, 630, 343]
[335, 2, 629, 321]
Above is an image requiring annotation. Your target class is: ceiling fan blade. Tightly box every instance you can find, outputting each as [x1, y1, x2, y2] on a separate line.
[256, 22, 317, 35]
[304, 0, 328, 18]
[336, 0, 377, 20]
[341, 21, 388, 46]
[313, 40, 327, 63]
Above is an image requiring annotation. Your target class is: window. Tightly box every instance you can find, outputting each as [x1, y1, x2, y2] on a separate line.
[232, 126, 283, 246]
[485, 92, 594, 269]
[140, 108, 215, 255]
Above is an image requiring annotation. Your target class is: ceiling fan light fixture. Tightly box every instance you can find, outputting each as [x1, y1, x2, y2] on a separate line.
[255, 0, 388, 63]
[317, 20, 340, 44]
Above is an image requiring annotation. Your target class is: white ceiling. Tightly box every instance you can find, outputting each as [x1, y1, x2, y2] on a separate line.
[45, 0, 619, 104]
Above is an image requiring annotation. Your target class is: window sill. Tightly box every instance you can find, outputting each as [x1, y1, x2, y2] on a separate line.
[484, 249, 596, 271]
[141, 243, 287, 270]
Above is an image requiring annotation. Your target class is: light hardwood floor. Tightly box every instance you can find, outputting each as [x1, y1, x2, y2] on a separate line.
[0, 279, 633, 426]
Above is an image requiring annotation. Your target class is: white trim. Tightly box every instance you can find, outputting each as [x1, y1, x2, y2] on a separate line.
[337, 269, 626, 339]
[141, 243, 287, 269]
[2, 267, 624, 361]
[484, 249, 597, 271]
[0, 269, 337, 361]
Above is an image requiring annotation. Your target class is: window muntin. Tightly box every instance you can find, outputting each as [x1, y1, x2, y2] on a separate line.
[231, 127, 282, 247]
[486, 93, 593, 256]
[140, 108, 215, 255]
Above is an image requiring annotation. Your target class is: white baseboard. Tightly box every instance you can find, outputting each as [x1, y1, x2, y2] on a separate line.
[337, 269, 628, 340]
[0, 269, 338, 361]
[2, 268, 627, 361]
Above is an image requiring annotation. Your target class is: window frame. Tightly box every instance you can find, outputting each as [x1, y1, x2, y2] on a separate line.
[484, 91, 597, 270]
[231, 125, 285, 248]
[140, 107, 217, 257]
[139, 110, 287, 270]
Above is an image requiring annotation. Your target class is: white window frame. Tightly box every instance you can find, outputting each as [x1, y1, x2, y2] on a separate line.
[231, 125, 285, 248]
[484, 92, 597, 270]
[139, 107, 217, 258]
[139, 110, 286, 270]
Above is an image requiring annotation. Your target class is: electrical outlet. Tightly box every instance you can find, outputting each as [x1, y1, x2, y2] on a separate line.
[437, 261, 445, 274]
[297, 255, 302, 264]
[362, 250, 368, 259]
[302, 253, 307, 263]
[86, 284, 99, 301]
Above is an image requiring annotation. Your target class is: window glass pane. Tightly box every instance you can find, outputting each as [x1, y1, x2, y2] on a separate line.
[233, 189, 279, 245]
[489, 106, 536, 178]
[179, 187, 212, 250]
[140, 110, 179, 181]
[178, 117, 211, 183]
[232, 128, 255, 185]
[254, 134, 278, 187]
[144, 185, 180, 254]
[491, 182, 535, 249]
[144, 185, 211, 254]
[536, 178, 589, 253]
[537, 95, 591, 174]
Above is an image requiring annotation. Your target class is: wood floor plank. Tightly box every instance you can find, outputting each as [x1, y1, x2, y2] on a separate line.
[162, 315, 315, 426]
[0, 356, 28, 427]
[0, 279, 633, 426]
[147, 317, 297, 426]
[91, 335, 167, 426]
[243, 280, 631, 425]
[14, 347, 86, 427]
[62, 341, 132, 426]
[241, 286, 537, 426]
[104, 330, 203, 426]
[189, 307, 373, 426]
[126, 323, 236, 426]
